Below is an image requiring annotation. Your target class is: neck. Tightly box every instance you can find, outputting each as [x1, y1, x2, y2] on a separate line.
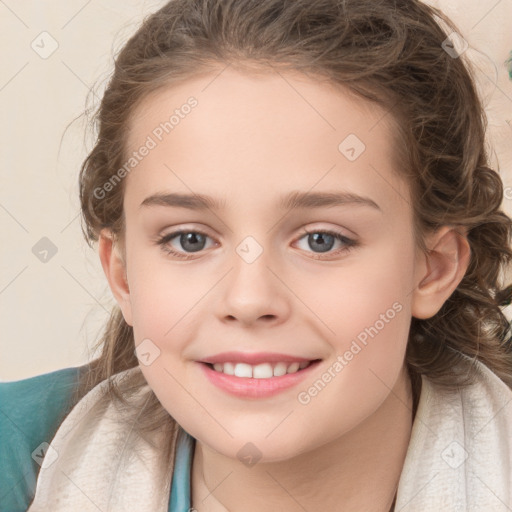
[191, 365, 415, 512]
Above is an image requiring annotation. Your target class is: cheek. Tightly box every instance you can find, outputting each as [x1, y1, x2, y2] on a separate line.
[313, 242, 414, 378]
[314, 241, 414, 330]
[126, 246, 203, 338]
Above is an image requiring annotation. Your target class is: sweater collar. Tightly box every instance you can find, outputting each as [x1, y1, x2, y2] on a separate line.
[168, 359, 512, 511]
[170, 427, 195, 511]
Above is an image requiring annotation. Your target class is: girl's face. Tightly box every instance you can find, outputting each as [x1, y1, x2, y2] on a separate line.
[114, 66, 428, 461]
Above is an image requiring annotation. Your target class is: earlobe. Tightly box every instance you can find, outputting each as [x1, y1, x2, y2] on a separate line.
[98, 229, 133, 326]
[411, 226, 471, 320]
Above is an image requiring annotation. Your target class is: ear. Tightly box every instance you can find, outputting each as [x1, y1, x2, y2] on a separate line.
[411, 225, 471, 319]
[98, 229, 133, 326]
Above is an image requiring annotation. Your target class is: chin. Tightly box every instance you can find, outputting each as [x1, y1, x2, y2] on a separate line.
[196, 429, 315, 465]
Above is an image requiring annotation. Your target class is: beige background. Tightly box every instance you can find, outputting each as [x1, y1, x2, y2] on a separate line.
[1, 0, 511, 380]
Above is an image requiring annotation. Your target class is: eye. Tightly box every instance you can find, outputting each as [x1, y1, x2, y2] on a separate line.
[294, 228, 358, 259]
[155, 227, 358, 260]
[156, 229, 216, 260]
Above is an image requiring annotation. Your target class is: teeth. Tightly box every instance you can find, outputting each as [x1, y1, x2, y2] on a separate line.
[253, 363, 274, 378]
[234, 363, 252, 378]
[273, 362, 288, 377]
[220, 362, 235, 375]
[287, 362, 300, 373]
[211, 361, 312, 378]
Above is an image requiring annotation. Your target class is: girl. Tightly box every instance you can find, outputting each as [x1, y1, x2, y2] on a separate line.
[2, 0, 512, 510]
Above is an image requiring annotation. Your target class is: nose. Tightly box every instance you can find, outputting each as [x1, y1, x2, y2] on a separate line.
[217, 242, 291, 327]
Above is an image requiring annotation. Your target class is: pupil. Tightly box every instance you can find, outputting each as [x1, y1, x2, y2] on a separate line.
[178, 232, 336, 254]
[309, 233, 334, 253]
[181, 232, 205, 252]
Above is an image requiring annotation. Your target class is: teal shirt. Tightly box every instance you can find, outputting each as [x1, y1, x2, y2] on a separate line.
[0, 366, 195, 512]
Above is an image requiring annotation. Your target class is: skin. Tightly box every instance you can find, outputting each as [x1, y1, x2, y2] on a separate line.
[98, 65, 470, 511]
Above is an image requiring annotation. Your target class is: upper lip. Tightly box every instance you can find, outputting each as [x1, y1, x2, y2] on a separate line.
[199, 352, 320, 365]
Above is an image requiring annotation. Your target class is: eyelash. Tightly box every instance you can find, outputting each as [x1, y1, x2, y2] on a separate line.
[155, 227, 358, 261]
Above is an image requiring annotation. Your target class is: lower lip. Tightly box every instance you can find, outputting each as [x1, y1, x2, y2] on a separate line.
[198, 360, 322, 398]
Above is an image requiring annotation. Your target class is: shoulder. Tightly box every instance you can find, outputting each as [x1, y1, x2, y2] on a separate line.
[0, 365, 89, 512]
[424, 356, 512, 450]
[457, 357, 512, 429]
[460, 358, 512, 464]
[397, 357, 512, 509]
[419, 355, 512, 422]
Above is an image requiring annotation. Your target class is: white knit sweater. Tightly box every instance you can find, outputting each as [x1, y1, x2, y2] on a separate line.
[27, 358, 512, 511]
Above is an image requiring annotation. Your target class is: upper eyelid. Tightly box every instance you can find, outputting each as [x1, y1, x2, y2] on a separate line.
[159, 226, 356, 248]
[160, 227, 353, 241]
[159, 222, 355, 238]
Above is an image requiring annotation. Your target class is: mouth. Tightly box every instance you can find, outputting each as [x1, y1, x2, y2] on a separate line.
[201, 359, 322, 379]
[198, 358, 323, 398]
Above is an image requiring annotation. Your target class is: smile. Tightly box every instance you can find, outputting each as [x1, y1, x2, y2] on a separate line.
[207, 360, 314, 378]
[198, 359, 323, 398]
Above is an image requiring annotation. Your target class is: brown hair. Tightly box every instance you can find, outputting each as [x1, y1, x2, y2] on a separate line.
[75, 0, 512, 477]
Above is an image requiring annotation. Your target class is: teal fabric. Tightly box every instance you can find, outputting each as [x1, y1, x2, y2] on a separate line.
[0, 366, 85, 511]
[0, 366, 195, 512]
[171, 427, 195, 511]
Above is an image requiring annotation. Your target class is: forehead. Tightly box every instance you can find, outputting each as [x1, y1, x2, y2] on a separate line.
[123, 66, 411, 217]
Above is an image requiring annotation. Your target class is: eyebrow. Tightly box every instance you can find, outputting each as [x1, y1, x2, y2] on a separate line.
[139, 190, 381, 212]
